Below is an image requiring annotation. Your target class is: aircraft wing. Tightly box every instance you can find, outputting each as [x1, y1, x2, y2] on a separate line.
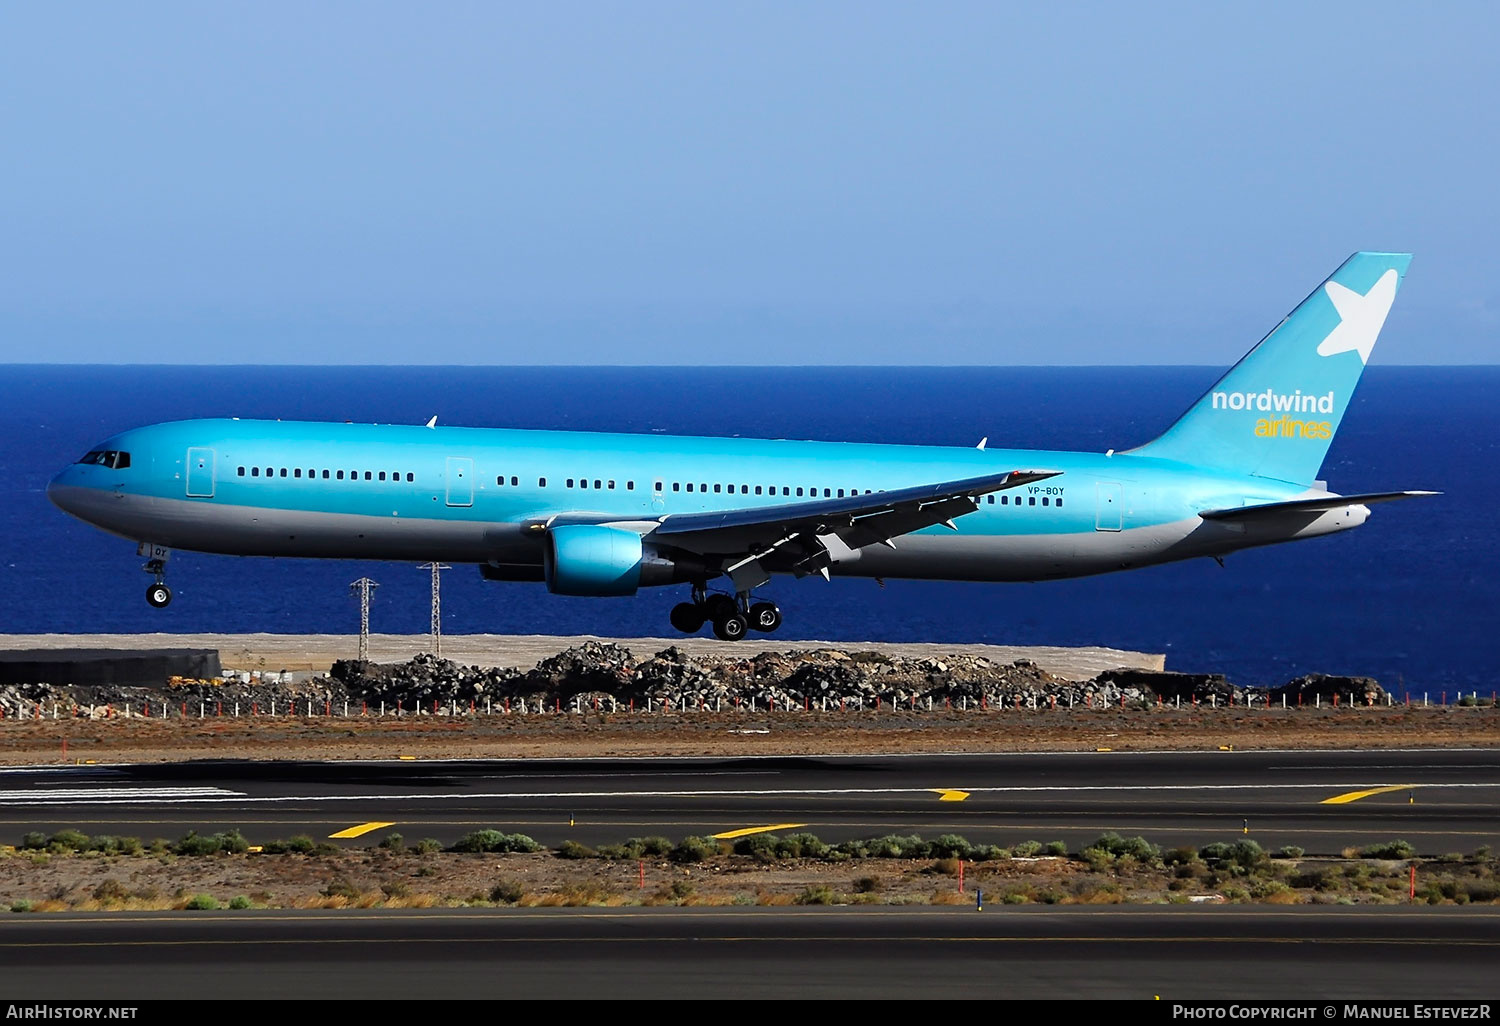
[1200, 490, 1439, 522]
[650, 469, 1060, 587]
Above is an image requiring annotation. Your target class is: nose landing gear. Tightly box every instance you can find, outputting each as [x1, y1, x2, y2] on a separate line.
[668, 584, 781, 640]
[140, 545, 172, 608]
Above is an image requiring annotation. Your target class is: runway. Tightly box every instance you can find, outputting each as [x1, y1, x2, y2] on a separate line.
[0, 906, 1493, 999]
[0, 748, 1495, 854]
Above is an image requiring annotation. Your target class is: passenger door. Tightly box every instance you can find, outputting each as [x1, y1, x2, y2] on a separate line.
[445, 456, 474, 507]
[1095, 481, 1122, 532]
[186, 448, 215, 498]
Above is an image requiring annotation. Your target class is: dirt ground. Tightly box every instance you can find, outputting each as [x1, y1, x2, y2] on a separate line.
[0, 704, 1495, 765]
[5, 841, 1493, 912]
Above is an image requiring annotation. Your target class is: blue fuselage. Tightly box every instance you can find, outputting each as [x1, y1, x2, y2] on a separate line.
[47, 418, 1357, 585]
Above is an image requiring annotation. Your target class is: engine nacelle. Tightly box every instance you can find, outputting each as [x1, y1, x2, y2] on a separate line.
[544, 525, 646, 596]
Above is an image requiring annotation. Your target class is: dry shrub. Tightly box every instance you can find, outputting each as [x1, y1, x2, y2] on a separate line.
[929, 889, 968, 905]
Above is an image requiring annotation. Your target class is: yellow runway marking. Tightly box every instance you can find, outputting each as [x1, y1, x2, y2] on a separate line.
[328, 821, 396, 839]
[930, 789, 970, 802]
[711, 823, 808, 840]
[1320, 785, 1417, 805]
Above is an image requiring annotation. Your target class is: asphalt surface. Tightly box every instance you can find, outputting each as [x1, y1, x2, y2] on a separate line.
[0, 748, 1495, 854]
[0, 906, 1492, 999]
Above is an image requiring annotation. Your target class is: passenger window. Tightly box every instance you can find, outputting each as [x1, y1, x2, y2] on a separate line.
[567, 479, 575, 488]
[754, 486, 762, 495]
[655, 481, 663, 491]
[251, 467, 259, 477]
[295, 469, 303, 479]
[238, 467, 245, 477]
[511, 476, 518, 486]
[687, 483, 694, 492]
[378, 472, 386, 481]
[837, 489, 845, 498]
[607, 480, 615, 490]
[626, 481, 634, 490]
[823, 488, 831, 498]
[496, 475, 503, 486]
[713, 484, 721, 494]
[987, 495, 994, 504]
[280, 468, 288, 478]
[672, 482, 680, 492]
[594, 480, 602, 489]
[700, 483, 707, 492]
[1001, 495, 1008, 504]
[407, 473, 414, 482]
[796, 487, 803, 496]
[782, 487, 790, 496]
[363, 471, 370, 481]
[538, 477, 547, 487]
[1029, 496, 1036, 506]
[1042, 497, 1049, 506]
[1056, 498, 1063, 508]
[323, 470, 331, 479]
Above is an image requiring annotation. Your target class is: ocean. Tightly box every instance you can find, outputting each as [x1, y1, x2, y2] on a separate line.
[1, 365, 1493, 690]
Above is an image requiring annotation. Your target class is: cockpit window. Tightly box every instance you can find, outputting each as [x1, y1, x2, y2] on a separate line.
[78, 447, 130, 468]
[77, 450, 130, 469]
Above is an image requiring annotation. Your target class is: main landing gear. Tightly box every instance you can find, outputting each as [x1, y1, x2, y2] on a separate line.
[669, 584, 782, 641]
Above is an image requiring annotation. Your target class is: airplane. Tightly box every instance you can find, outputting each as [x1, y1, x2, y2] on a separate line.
[48, 252, 1436, 641]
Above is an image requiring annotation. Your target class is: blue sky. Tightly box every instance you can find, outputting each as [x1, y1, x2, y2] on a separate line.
[2, 2, 1494, 364]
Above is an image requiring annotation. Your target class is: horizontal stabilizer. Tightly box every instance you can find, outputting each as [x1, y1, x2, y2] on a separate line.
[1200, 490, 1439, 522]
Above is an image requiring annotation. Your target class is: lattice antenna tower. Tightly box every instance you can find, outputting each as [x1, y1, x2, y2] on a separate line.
[349, 577, 379, 662]
[418, 563, 450, 656]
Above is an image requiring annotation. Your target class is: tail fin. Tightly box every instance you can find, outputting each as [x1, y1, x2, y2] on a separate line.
[1129, 252, 1411, 485]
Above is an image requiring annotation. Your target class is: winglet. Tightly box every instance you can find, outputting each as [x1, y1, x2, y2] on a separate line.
[976, 437, 987, 451]
[425, 416, 438, 429]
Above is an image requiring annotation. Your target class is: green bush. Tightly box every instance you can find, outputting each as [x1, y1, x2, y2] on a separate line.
[853, 875, 883, 893]
[928, 834, 973, 859]
[1164, 846, 1200, 866]
[1360, 840, 1417, 860]
[413, 838, 443, 855]
[1043, 841, 1069, 857]
[793, 885, 836, 905]
[1085, 833, 1160, 862]
[381, 881, 410, 899]
[261, 835, 317, 855]
[489, 880, 524, 904]
[970, 844, 1011, 862]
[82, 834, 144, 856]
[47, 830, 91, 853]
[19, 833, 45, 851]
[669, 836, 720, 863]
[9, 900, 31, 913]
[1011, 840, 1043, 858]
[1198, 840, 1265, 871]
[228, 896, 252, 910]
[451, 830, 542, 854]
[777, 833, 830, 859]
[378, 833, 405, 852]
[634, 836, 674, 857]
[321, 877, 361, 899]
[554, 840, 596, 860]
[183, 893, 220, 910]
[1277, 846, 1306, 859]
[865, 835, 930, 859]
[733, 834, 780, 861]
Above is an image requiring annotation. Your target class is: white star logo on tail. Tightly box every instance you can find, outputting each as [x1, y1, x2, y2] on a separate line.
[1317, 269, 1399, 364]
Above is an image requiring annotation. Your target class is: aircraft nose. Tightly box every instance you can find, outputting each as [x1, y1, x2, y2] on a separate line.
[47, 468, 85, 516]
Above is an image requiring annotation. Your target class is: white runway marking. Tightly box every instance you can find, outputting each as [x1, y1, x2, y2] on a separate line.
[0, 787, 244, 804]
[0, 782, 1495, 805]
